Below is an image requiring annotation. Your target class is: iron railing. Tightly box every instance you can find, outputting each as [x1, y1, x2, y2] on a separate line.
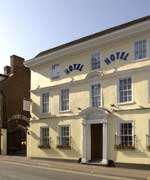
[57, 136, 71, 149]
[38, 137, 51, 148]
[115, 135, 136, 150]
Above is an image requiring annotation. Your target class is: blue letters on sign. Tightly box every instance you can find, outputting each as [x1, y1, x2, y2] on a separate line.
[104, 52, 129, 65]
[64, 64, 84, 74]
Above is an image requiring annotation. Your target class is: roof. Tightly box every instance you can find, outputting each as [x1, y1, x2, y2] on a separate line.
[35, 15, 150, 58]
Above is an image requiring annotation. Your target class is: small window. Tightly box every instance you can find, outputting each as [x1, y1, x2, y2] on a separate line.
[119, 77, 132, 103]
[60, 89, 69, 111]
[134, 40, 147, 60]
[120, 123, 133, 147]
[91, 52, 100, 70]
[40, 127, 50, 148]
[52, 64, 60, 79]
[91, 84, 101, 107]
[57, 126, 70, 147]
[41, 92, 49, 113]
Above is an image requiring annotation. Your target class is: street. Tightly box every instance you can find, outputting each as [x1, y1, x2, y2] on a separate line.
[0, 156, 149, 180]
[0, 161, 119, 180]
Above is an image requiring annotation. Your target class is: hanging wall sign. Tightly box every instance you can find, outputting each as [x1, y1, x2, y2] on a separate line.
[104, 52, 129, 65]
[64, 64, 84, 74]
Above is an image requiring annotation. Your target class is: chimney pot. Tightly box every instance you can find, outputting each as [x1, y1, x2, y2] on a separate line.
[4, 66, 11, 75]
[10, 55, 25, 73]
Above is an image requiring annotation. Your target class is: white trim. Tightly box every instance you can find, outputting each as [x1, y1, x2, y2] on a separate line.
[117, 75, 134, 105]
[59, 88, 70, 112]
[40, 91, 50, 114]
[81, 118, 108, 164]
[118, 120, 135, 146]
[90, 82, 102, 108]
[40, 126, 50, 146]
[133, 39, 148, 61]
[25, 21, 150, 68]
[57, 124, 71, 146]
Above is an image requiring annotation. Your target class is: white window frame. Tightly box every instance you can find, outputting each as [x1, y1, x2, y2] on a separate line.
[60, 88, 70, 112]
[117, 76, 133, 104]
[51, 64, 60, 79]
[41, 92, 49, 114]
[91, 83, 102, 107]
[58, 125, 71, 147]
[91, 52, 100, 70]
[40, 126, 50, 147]
[119, 121, 134, 147]
[134, 39, 147, 60]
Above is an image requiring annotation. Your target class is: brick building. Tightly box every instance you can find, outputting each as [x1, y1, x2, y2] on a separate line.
[0, 55, 30, 155]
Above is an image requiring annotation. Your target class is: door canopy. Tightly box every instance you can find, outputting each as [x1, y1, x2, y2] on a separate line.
[79, 107, 110, 120]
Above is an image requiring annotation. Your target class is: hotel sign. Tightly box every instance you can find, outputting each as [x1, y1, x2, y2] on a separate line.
[65, 64, 84, 74]
[64, 52, 129, 74]
[104, 52, 129, 65]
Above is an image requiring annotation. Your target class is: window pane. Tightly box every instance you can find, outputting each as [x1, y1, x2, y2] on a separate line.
[120, 123, 133, 146]
[119, 78, 132, 103]
[61, 89, 69, 111]
[42, 92, 49, 113]
[52, 64, 60, 79]
[91, 52, 100, 70]
[134, 40, 147, 60]
[40, 127, 49, 147]
[91, 84, 101, 107]
[60, 126, 70, 146]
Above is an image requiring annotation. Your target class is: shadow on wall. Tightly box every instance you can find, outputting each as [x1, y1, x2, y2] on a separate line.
[109, 112, 150, 164]
[29, 115, 81, 159]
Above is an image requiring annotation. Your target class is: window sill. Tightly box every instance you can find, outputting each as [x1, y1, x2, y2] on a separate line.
[115, 145, 135, 150]
[51, 77, 60, 80]
[38, 145, 51, 149]
[117, 101, 135, 106]
[39, 112, 51, 118]
[59, 110, 73, 114]
[56, 145, 71, 149]
[134, 57, 149, 62]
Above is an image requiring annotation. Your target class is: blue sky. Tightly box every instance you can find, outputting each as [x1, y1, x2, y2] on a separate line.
[0, 0, 149, 73]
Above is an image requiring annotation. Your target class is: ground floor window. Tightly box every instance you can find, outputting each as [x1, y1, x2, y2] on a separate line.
[39, 127, 50, 148]
[57, 126, 71, 148]
[120, 123, 133, 146]
[115, 122, 135, 149]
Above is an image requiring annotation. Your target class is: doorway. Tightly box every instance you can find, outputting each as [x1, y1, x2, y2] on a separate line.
[91, 123, 103, 161]
[7, 126, 26, 155]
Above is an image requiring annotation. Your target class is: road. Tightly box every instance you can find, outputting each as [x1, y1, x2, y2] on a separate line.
[0, 160, 123, 180]
[0, 156, 149, 180]
[0, 160, 139, 180]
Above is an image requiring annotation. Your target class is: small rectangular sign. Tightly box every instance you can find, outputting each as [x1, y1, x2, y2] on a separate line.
[23, 100, 30, 111]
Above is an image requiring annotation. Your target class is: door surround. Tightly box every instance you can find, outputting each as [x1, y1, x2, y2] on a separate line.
[79, 107, 109, 165]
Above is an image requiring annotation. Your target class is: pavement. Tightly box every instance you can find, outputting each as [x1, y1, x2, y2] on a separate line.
[0, 155, 150, 180]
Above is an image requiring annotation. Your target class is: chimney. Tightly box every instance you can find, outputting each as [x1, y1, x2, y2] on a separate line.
[4, 66, 11, 75]
[10, 55, 25, 73]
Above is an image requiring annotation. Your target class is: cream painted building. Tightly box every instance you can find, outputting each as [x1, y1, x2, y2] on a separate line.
[25, 16, 150, 166]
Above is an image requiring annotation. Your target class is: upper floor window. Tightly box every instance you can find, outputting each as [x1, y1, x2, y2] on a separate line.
[91, 52, 100, 70]
[40, 127, 50, 148]
[134, 40, 147, 60]
[60, 89, 69, 111]
[41, 92, 49, 113]
[119, 77, 132, 103]
[52, 64, 60, 79]
[91, 84, 101, 107]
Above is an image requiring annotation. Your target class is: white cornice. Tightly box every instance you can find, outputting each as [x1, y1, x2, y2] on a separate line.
[25, 21, 150, 68]
[31, 59, 150, 93]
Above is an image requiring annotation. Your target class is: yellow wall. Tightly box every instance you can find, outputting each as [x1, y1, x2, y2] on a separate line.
[28, 30, 150, 164]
